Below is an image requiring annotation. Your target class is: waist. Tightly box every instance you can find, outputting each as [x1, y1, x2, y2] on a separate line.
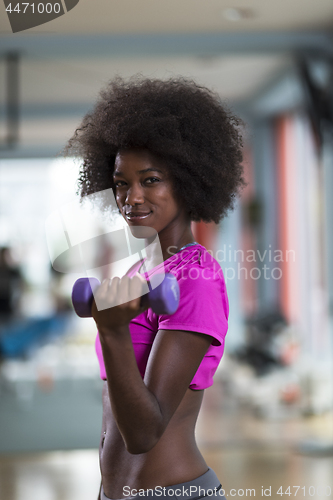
[101, 468, 224, 500]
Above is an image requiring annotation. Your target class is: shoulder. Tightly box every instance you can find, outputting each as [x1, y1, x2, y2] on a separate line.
[166, 244, 227, 297]
[158, 244, 229, 347]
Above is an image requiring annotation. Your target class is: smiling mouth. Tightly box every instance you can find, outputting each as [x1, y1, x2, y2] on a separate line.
[125, 212, 152, 221]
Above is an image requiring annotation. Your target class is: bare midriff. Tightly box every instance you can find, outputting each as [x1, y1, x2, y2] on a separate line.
[99, 381, 208, 499]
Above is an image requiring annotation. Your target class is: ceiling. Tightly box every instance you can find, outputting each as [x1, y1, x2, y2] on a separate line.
[0, 0, 333, 157]
[1, 0, 333, 35]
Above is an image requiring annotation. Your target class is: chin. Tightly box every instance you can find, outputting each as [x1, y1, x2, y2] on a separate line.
[127, 225, 157, 240]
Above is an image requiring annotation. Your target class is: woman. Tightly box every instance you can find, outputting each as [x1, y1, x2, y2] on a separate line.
[66, 77, 245, 500]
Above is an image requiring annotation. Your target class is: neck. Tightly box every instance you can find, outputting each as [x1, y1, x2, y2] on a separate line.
[143, 221, 195, 267]
[160, 221, 196, 261]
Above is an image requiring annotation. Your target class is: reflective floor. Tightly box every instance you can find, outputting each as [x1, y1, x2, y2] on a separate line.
[1, 380, 333, 500]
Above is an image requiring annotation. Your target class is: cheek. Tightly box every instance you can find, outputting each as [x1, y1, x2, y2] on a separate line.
[165, 193, 181, 214]
[115, 191, 123, 207]
[158, 185, 178, 207]
[159, 196, 177, 214]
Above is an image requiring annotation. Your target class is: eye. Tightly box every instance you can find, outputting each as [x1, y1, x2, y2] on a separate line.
[145, 177, 160, 185]
[114, 180, 126, 188]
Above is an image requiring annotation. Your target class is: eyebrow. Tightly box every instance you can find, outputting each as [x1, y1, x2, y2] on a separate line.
[113, 168, 164, 178]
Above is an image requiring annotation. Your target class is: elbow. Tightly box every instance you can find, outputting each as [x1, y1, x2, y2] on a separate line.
[124, 433, 160, 455]
[121, 411, 167, 454]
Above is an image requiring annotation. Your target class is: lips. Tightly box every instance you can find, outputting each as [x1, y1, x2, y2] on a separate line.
[125, 211, 152, 221]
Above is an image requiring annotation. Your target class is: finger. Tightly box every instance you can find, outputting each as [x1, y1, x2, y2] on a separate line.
[95, 277, 119, 310]
[128, 274, 145, 303]
[132, 273, 151, 311]
[94, 278, 110, 302]
[100, 278, 110, 291]
[107, 277, 119, 303]
[117, 276, 131, 306]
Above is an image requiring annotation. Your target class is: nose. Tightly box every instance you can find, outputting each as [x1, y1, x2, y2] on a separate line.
[124, 183, 144, 206]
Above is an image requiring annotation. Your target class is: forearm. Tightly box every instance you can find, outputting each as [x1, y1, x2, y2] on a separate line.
[99, 325, 164, 454]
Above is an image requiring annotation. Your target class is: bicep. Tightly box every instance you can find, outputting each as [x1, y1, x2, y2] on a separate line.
[143, 329, 213, 423]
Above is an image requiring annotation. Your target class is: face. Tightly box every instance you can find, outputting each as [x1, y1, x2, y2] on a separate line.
[113, 149, 187, 239]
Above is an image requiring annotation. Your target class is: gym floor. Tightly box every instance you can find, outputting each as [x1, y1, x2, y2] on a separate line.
[0, 380, 332, 500]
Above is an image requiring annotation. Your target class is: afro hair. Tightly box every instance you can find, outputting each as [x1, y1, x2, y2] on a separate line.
[65, 76, 246, 224]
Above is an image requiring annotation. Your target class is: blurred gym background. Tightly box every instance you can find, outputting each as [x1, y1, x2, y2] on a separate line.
[1, 1, 333, 499]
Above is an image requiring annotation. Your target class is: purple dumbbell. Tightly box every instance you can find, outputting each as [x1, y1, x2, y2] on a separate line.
[72, 273, 180, 318]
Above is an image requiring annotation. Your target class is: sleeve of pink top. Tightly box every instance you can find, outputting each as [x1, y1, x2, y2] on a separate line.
[157, 261, 229, 390]
[157, 264, 229, 347]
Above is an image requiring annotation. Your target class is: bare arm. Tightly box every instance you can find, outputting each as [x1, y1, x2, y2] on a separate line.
[93, 275, 212, 454]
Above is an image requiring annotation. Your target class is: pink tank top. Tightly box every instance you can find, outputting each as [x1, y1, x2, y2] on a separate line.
[95, 243, 229, 390]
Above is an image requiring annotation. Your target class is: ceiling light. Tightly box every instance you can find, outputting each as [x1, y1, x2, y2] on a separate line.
[223, 7, 255, 22]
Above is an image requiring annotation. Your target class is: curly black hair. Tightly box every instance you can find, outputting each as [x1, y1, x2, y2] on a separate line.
[65, 76, 246, 224]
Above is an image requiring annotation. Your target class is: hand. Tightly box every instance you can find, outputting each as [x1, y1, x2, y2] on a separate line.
[91, 273, 148, 332]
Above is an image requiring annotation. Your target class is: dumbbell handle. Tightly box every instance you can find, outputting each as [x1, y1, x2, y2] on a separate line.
[72, 273, 180, 317]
